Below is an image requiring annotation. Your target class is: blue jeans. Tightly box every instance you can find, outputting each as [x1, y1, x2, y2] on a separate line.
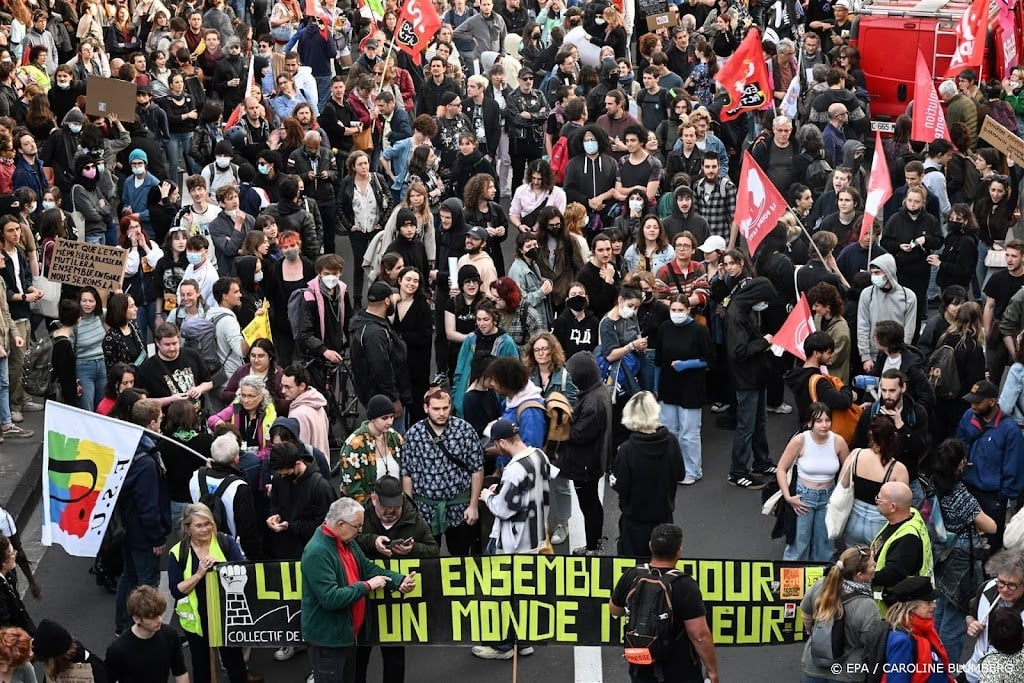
[76, 358, 106, 411]
[114, 547, 161, 632]
[166, 132, 198, 176]
[550, 474, 571, 521]
[935, 595, 967, 665]
[84, 232, 104, 245]
[844, 498, 887, 548]
[730, 388, 772, 479]
[315, 75, 332, 115]
[0, 356, 10, 425]
[660, 402, 702, 479]
[784, 481, 836, 562]
[637, 350, 657, 392]
[976, 242, 990, 295]
[134, 301, 157, 346]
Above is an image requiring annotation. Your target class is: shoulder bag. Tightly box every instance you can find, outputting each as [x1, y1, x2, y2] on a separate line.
[826, 449, 858, 540]
[30, 242, 62, 319]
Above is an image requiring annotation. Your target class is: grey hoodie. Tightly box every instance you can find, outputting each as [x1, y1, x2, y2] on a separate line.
[856, 253, 918, 358]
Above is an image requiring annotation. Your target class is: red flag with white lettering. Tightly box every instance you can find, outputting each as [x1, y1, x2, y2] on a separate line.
[860, 132, 893, 240]
[735, 151, 787, 256]
[394, 0, 441, 65]
[771, 295, 816, 361]
[714, 28, 772, 122]
[912, 50, 951, 142]
[943, 0, 987, 78]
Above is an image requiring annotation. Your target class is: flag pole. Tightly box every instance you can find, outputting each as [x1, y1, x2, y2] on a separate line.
[141, 426, 211, 465]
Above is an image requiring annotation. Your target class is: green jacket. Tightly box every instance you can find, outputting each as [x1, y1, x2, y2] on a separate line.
[300, 527, 406, 647]
[355, 495, 440, 559]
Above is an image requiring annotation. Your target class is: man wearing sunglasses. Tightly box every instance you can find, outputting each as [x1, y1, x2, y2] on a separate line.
[505, 67, 549, 192]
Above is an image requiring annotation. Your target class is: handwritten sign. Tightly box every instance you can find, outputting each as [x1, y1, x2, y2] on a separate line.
[980, 116, 1024, 163]
[49, 239, 127, 290]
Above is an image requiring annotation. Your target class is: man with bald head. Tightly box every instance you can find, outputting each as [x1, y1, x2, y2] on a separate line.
[872, 481, 932, 597]
[823, 102, 848, 167]
[233, 96, 271, 168]
[288, 128, 338, 253]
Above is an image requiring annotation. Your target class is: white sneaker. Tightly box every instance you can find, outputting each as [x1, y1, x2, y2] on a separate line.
[680, 477, 700, 485]
[767, 402, 793, 415]
[274, 646, 302, 661]
[550, 524, 568, 545]
[472, 645, 514, 660]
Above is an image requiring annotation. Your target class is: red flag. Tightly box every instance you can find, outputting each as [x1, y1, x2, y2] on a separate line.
[394, 0, 441, 65]
[943, 0, 987, 78]
[912, 50, 951, 142]
[735, 151, 787, 256]
[715, 28, 772, 122]
[772, 295, 816, 361]
[860, 132, 893, 240]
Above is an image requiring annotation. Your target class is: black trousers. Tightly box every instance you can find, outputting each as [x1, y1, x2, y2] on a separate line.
[348, 230, 376, 305]
[434, 522, 480, 556]
[355, 644, 405, 683]
[509, 136, 542, 194]
[184, 631, 247, 683]
[311, 644, 357, 683]
[574, 477, 604, 550]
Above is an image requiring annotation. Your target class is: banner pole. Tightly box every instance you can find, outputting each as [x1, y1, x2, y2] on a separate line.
[141, 426, 211, 465]
[511, 643, 518, 682]
[209, 645, 217, 682]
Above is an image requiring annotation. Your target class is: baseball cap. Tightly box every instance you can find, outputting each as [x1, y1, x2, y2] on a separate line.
[485, 419, 518, 441]
[367, 281, 394, 303]
[963, 380, 998, 403]
[374, 475, 404, 507]
[698, 235, 727, 253]
[466, 226, 488, 242]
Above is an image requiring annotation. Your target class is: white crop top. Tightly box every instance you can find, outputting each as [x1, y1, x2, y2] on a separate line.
[797, 431, 841, 483]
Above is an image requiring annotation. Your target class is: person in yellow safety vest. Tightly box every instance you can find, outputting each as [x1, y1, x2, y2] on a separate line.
[167, 502, 253, 683]
[871, 481, 933, 609]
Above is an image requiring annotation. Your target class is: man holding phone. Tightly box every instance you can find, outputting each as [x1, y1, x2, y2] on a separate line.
[354, 476, 438, 681]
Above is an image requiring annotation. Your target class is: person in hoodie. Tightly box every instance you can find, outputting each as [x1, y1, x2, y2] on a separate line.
[857, 253, 918, 372]
[278, 363, 330, 459]
[384, 208, 428, 280]
[563, 125, 618, 225]
[663, 185, 710, 244]
[40, 107, 86, 194]
[263, 175, 321, 261]
[435, 198, 468, 373]
[784, 331, 856, 428]
[351, 281, 414, 432]
[880, 185, 942, 324]
[296, 253, 351, 393]
[868, 319, 936, 414]
[70, 153, 113, 245]
[265, 440, 337, 565]
[232, 255, 264, 331]
[725, 274, 780, 490]
[481, 357, 547, 471]
[610, 391, 683, 559]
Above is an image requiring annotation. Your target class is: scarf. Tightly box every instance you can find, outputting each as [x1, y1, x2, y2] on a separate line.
[321, 523, 367, 635]
[907, 613, 952, 683]
[841, 578, 872, 598]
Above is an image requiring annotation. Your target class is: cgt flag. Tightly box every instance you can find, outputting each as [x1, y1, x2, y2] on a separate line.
[735, 151, 787, 256]
[394, 0, 442, 65]
[771, 295, 816, 360]
[943, 0, 987, 78]
[912, 50, 951, 142]
[860, 132, 893, 240]
[41, 403, 146, 557]
[715, 27, 772, 122]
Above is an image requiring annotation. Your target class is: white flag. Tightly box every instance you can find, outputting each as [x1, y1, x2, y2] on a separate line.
[781, 76, 801, 119]
[42, 402, 146, 557]
[244, 53, 256, 102]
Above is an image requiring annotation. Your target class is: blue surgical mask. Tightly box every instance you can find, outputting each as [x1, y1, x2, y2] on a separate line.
[583, 140, 599, 155]
[254, 271, 264, 283]
[68, 123, 82, 134]
[186, 252, 202, 265]
[41, 200, 55, 211]
[752, 302, 769, 312]
[871, 274, 886, 288]
[257, 163, 270, 175]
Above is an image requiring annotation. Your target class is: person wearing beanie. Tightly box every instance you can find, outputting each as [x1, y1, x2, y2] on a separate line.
[70, 153, 114, 244]
[33, 618, 108, 682]
[40, 108, 87, 194]
[201, 140, 241, 196]
[384, 207, 429, 279]
[212, 35, 248, 114]
[443, 263, 486, 377]
[338, 394, 404, 503]
[121, 148, 161, 239]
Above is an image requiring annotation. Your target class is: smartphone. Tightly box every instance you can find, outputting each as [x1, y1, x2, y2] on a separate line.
[383, 538, 410, 548]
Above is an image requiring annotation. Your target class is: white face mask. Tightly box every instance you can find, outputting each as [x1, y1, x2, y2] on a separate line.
[628, 199, 644, 212]
[619, 304, 636, 318]
[321, 274, 340, 289]
[215, 156, 231, 169]
[670, 312, 690, 325]
[254, 270, 264, 283]
[871, 274, 886, 288]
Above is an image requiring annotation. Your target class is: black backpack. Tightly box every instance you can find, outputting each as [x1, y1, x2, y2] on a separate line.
[623, 566, 689, 666]
[927, 334, 961, 401]
[197, 468, 240, 534]
[861, 618, 899, 683]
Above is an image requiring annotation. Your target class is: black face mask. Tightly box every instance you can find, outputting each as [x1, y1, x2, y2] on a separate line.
[948, 220, 966, 232]
[566, 295, 586, 311]
[525, 247, 540, 260]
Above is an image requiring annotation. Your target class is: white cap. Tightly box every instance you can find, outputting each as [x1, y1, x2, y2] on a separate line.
[834, 0, 851, 8]
[698, 235, 727, 253]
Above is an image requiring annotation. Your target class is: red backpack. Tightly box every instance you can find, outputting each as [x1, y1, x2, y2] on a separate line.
[550, 135, 570, 184]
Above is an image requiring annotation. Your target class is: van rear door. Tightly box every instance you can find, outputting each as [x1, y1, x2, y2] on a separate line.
[852, 14, 939, 124]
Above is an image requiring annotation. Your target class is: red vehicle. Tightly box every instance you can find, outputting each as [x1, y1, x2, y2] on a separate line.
[850, 0, 1024, 129]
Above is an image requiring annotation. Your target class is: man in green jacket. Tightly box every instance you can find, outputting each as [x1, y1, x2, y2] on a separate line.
[301, 497, 416, 682]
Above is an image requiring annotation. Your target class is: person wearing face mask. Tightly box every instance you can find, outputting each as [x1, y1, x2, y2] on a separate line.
[47, 66, 84, 124]
[553, 281, 600, 357]
[507, 231, 553, 329]
[265, 230, 314, 366]
[563, 125, 618, 224]
[70, 153, 113, 245]
[120, 148, 162, 240]
[957, 379, 1024, 552]
[200, 140, 239, 196]
[880, 185, 942, 325]
[928, 204, 979, 293]
[598, 287, 647, 451]
[857, 253, 918, 371]
[532, 205, 585, 311]
[350, 281, 414, 434]
[231, 255, 265, 332]
[725, 275, 781, 489]
[296, 253, 352, 405]
[178, 234, 219, 308]
[40, 107, 88, 195]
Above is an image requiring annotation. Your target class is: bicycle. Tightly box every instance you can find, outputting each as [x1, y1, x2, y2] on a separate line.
[304, 356, 362, 448]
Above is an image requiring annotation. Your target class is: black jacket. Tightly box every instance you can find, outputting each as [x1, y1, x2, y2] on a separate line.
[881, 208, 943, 278]
[349, 309, 412, 406]
[287, 145, 339, 206]
[850, 397, 931, 481]
[462, 96, 502, 157]
[338, 173, 390, 232]
[725, 277, 777, 391]
[610, 427, 683, 522]
[355, 496, 440, 559]
[562, 353, 612, 481]
[194, 462, 264, 561]
[264, 200, 321, 260]
[267, 455, 337, 560]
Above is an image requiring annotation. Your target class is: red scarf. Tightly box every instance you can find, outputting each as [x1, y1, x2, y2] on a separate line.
[320, 524, 366, 635]
[908, 613, 953, 683]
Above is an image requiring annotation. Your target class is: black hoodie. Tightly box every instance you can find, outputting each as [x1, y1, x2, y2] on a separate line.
[783, 365, 855, 426]
[562, 353, 613, 481]
[663, 187, 710, 243]
[725, 277, 778, 391]
[436, 197, 468, 289]
[611, 426, 683, 522]
[234, 255, 263, 330]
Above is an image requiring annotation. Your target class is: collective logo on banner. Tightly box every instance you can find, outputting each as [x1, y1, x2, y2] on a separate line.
[715, 28, 772, 122]
[943, 0, 987, 77]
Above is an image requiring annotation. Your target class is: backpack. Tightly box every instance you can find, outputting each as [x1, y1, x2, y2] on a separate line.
[918, 488, 958, 562]
[550, 134, 570, 184]
[926, 335, 961, 401]
[953, 151, 982, 202]
[809, 374, 862, 443]
[807, 593, 857, 668]
[861, 619, 900, 683]
[622, 566, 688, 667]
[180, 313, 230, 375]
[23, 335, 56, 398]
[287, 287, 316, 345]
[197, 468, 240, 535]
[804, 157, 834, 197]
[987, 103, 1019, 135]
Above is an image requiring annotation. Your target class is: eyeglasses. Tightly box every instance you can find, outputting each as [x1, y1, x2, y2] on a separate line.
[449, 101, 462, 107]
[340, 520, 363, 532]
[997, 579, 1021, 591]
[547, 222, 561, 228]
[238, 393, 261, 400]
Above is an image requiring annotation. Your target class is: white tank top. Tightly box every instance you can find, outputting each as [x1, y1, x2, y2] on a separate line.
[797, 432, 841, 483]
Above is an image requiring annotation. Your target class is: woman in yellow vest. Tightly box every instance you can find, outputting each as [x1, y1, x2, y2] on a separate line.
[168, 503, 249, 683]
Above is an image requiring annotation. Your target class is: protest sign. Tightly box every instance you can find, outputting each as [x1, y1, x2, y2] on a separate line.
[85, 77, 138, 122]
[205, 556, 826, 648]
[980, 116, 1024, 163]
[49, 239, 127, 290]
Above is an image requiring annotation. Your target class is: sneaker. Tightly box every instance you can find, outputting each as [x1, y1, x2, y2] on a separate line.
[767, 402, 793, 415]
[274, 646, 301, 662]
[307, 674, 315, 683]
[1, 425, 34, 439]
[471, 645, 514, 660]
[550, 524, 568, 545]
[679, 477, 700, 485]
[571, 545, 601, 556]
[518, 646, 535, 656]
[728, 476, 765, 490]
[21, 401, 43, 412]
[710, 402, 730, 413]
[9, 411, 22, 423]
[753, 465, 778, 475]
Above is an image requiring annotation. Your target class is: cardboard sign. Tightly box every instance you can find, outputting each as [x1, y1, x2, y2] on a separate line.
[980, 116, 1024, 162]
[85, 77, 138, 123]
[48, 239, 127, 290]
[638, 0, 668, 17]
[646, 11, 679, 31]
